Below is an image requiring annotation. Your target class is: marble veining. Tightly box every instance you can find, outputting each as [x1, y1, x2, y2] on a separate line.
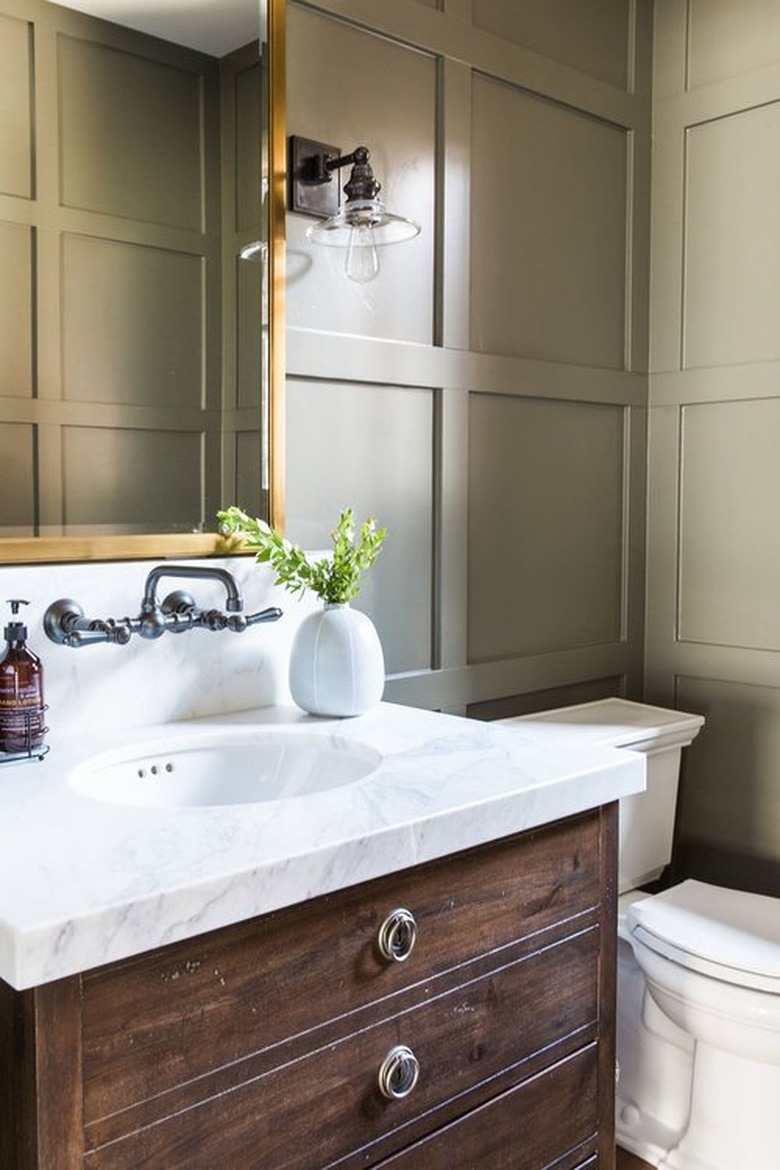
[0, 557, 318, 745]
[0, 700, 644, 990]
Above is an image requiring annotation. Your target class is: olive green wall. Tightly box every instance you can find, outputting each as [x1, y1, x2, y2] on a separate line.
[288, 0, 780, 896]
[648, 0, 780, 894]
[285, 0, 652, 708]
[0, 0, 265, 536]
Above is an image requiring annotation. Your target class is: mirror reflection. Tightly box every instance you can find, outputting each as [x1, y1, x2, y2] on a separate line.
[0, 0, 271, 550]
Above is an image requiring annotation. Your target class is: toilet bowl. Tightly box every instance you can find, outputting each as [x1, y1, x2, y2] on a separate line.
[502, 698, 780, 1170]
[626, 879, 780, 1170]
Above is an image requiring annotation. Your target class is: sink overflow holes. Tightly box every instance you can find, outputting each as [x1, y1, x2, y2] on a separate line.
[136, 761, 175, 778]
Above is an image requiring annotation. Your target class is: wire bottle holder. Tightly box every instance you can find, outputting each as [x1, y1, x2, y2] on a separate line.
[0, 705, 49, 763]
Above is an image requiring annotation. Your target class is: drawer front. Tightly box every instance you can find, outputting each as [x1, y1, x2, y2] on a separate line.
[375, 1045, 599, 1170]
[84, 927, 599, 1167]
[82, 812, 602, 1123]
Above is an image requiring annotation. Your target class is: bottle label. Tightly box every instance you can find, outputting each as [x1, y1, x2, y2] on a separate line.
[0, 678, 44, 751]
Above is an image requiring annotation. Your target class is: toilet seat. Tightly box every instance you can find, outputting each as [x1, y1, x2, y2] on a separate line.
[627, 879, 780, 994]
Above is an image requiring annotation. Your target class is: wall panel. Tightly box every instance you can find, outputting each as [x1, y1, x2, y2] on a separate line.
[473, 0, 632, 90]
[58, 34, 204, 228]
[468, 395, 625, 662]
[0, 422, 34, 534]
[688, 0, 780, 91]
[61, 235, 204, 408]
[286, 377, 434, 676]
[233, 56, 264, 235]
[220, 40, 267, 519]
[676, 675, 780, 863]
[684, 102, 780, 369]
[61, 426, 203, 533]
[470, 75, 628, 370]
[0, 10, 33, 199]
[0, 221, 33, 397]
[679, 399, 780, 651]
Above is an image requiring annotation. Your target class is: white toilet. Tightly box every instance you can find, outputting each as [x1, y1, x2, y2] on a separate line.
[501, 697, 780, 1170]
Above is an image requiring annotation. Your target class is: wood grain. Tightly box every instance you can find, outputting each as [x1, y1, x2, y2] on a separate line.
[2, 809, 619, 1169]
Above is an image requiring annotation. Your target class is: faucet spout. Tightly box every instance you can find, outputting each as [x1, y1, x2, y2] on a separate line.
[142, 565, 243, 614]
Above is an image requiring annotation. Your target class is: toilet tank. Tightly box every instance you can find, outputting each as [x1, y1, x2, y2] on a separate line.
[498, 699, 704, 894]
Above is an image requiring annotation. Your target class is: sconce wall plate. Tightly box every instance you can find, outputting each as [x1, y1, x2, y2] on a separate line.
[289, 135, 341, 218]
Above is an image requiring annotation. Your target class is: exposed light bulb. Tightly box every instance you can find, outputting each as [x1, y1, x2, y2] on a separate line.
[344, 222, 380, 283]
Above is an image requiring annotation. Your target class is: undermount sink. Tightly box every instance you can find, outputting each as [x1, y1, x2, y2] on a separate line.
[68, 729, 382, 808]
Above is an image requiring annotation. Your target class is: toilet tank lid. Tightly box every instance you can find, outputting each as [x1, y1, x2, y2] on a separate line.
[502, 698, 704, 751]
[628, 879, 780, 987]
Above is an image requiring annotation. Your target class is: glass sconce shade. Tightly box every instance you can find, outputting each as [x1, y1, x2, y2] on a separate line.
[307, 198, 420, 283]
[239, 239, 267, 262]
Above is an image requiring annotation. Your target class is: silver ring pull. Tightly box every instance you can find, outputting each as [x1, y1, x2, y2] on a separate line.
[377, 1044, 420, 1100]
[377, 908, 417, 962]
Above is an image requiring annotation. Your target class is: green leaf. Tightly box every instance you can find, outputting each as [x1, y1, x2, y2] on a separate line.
[216, 504, 387, 604]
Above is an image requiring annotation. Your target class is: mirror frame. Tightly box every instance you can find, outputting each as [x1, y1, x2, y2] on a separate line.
[2, 0, 286, 563]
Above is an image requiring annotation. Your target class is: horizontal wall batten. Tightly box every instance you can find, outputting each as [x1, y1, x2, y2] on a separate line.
[50, 209, 214, 255]
[0, 194, 35, 222]
[385, 643, 635, 710]
[294, 0, 646, 129]
[288, 329, 647, 405]
[0, 399, 218, 429]
[650, 364, 780, 405]
[646, 641, 780, 691]
[655, 61, 780, 125]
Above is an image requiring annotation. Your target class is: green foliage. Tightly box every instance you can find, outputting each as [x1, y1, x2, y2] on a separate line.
[217, 505, 387, 605]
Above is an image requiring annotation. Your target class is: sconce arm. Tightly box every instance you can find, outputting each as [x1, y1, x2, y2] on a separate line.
[323, 145, 370, 174]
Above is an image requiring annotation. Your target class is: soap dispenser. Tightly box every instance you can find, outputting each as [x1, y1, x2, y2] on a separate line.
[0, 599, 46, 755]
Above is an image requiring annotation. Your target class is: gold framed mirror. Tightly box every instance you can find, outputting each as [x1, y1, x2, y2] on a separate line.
[0, 0, 285, 563]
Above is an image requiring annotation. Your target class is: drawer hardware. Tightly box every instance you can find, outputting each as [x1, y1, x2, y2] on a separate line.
[377, 1045, 420, 1100]
[377, 908, 417, 962]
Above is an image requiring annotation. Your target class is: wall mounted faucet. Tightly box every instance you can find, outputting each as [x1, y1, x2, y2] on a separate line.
[44, 565, 282, 648]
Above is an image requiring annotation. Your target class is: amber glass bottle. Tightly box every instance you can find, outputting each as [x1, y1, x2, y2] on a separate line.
[0, 600, 45, 754]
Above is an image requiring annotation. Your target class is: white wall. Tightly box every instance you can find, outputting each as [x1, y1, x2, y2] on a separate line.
[0, 558, 317, 749]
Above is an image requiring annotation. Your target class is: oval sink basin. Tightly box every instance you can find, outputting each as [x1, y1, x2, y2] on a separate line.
[68, 729, 381, 808]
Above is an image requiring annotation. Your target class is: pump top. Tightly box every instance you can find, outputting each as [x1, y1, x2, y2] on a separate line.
[5, 598, 30, 642]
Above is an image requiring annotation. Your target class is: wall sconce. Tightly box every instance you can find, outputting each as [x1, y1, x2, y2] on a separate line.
[239, 240, 267, 262]
[238, 177, 268, 263]
[289, 135, 420, 283]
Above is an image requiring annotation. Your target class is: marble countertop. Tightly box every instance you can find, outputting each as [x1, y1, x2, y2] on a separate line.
[0, 702, 644, 991]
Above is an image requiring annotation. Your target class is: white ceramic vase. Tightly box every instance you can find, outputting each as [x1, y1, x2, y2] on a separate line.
[289, 603, 385, 717]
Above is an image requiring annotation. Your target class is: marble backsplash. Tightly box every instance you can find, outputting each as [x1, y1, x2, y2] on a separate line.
[0, 556, 321, 748]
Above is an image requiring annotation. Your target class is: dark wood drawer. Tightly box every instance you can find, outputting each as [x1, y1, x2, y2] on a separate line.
[83, 927, 600, 1167]
[81, 812, 601, 1124]
[374, 1045, 600, 1170]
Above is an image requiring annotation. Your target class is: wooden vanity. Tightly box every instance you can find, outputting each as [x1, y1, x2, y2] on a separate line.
[0, 806, 616, 1169]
